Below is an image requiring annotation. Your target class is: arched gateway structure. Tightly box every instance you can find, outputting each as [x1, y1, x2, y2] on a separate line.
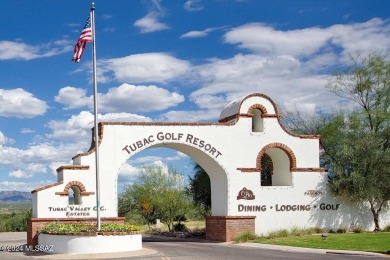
[29, 93, 388, 245]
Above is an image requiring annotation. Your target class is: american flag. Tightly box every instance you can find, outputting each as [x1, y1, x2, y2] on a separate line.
[72, 16, 92, 63]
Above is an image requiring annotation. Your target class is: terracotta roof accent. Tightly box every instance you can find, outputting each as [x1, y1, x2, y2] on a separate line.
[31, 181, 63, 194]
[292, 167, 326, 172]
[55, 180, 94, 196]
[56, 165, 90, 173]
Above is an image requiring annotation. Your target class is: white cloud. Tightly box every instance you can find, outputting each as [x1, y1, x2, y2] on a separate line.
[9, 170, 33, 178]
[118, 162, 141, 182]
[20, 128, 35, 134]
[0, 131, 14, 145]
[46, 111, 94, 140]
[54, 86, 92, 110]
[0, 180, 53, 192]
[46, 110, 152, 141]
[224, 19, 390, 58]
[104, 53, 191, 83]
[183, 0, 204, 12]
[99, 83, 184, 113]
[100, 112, 153, 122]
[129, 156, 163, 164]
[0, 142, 87, 169]
[224, 23, 332, 57]
[0, 88, 48, 118]
[8, 163, 46, 179]
[134, 0, 169, 33]
[184, 19, 390, 116]
[55, 84, 184, 113]
[158, 109, 220, 122]
[329, 18, 390, 57]
[0, 141, 87, 181]
[0, 40, 72, 60]
[180, 26, 227, 38]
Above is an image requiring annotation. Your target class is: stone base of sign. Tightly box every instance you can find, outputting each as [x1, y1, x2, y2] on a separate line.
[27, 217, 125, 246]
[205, 216, 255, 241]
[39, 233, 142, 254]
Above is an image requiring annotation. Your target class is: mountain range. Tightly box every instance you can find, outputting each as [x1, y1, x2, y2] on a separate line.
[0, 191, 32, 202]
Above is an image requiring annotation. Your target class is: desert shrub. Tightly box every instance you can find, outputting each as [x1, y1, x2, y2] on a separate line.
[382, 225, 390, 232]
[0, 210, 31, 232]
[352, 226, 365, 233]
[290, 227, 314, 236]
[313, 227, 326, 233]
[336, 227, 347, 233]
[173, 223, 187, 232]
[268, 229, 289, 238]
[234, 231, 256, 243]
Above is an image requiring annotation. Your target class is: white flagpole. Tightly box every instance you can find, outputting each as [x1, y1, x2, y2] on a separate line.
[90, 2, 101, 231]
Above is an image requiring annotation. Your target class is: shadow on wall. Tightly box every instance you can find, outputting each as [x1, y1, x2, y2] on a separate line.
[309, 180, 373, 231]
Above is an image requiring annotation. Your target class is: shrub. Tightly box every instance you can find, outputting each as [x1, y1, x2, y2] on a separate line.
[173, 223, 187, 232]
[352, 226, 365, 233]
[382, 225, 390, 232]
[40, 222, 141, 234]
[336, 227, 347, 233]
[268, 229, 289, 239]
[290, 227, 314, 236]
[313, 227, 326, 233]
[234, 231, 256, 243]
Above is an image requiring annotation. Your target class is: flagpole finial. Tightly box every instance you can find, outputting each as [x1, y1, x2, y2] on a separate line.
[91, 2, 95, 10]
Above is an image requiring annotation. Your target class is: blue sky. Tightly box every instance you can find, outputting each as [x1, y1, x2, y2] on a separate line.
[0, 0, 389, 192]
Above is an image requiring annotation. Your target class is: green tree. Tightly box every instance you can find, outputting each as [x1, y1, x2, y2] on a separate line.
[324, 52, 390, 231]
[283, 52, 390, 231]
[187, 162, 211, 214]
[119, 165, 192, 231]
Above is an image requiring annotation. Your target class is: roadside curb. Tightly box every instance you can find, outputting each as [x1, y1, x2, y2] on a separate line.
[235, 243, 390, 258]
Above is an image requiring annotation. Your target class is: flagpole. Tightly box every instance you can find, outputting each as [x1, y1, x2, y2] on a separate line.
[90, 2, 101, 231]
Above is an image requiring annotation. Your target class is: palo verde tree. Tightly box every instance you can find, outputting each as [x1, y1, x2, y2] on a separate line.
[282, 52, 390, 231]
[324, 52, 390, 231]
[119, 164, 192, 232]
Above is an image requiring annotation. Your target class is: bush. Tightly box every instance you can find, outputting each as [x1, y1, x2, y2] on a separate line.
[352, 226, 365, 233]
[382, 225, 390, 232]
[336, 227, 347, 233]
[234, 231, 256, 243]
[5, 214, 27, 231]
[173, 223, 187, 232]
[0, 210, 31, 232]
[40, 222, 141, 234]
[268, 229, 289, 238]
[290, 227, 315, 236]
[313, 227, 326, 233]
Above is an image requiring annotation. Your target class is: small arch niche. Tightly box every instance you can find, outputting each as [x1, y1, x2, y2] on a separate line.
[260, 153, 273, 186]
[69, 186, 82, 205]
[252, 108, 264, 132]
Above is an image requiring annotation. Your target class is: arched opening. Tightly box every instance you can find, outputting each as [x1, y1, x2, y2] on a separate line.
[265, 148, 292, 186]
[116, 143, 229, 218]
[260, 153, 273, 186]
[69, 186, 82, 205]
[258, 143, 295, 187]
[252, 108, 263, 132]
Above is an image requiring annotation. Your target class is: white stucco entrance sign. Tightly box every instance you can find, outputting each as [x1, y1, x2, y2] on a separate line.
[29, 93, 390, 243]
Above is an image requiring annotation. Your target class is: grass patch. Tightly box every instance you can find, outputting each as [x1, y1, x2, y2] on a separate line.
[234, 231, 258, 243]
[254, 232, 390, 254]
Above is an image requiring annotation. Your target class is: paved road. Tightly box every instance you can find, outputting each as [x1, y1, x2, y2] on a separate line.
[0, 233, 387, 259]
